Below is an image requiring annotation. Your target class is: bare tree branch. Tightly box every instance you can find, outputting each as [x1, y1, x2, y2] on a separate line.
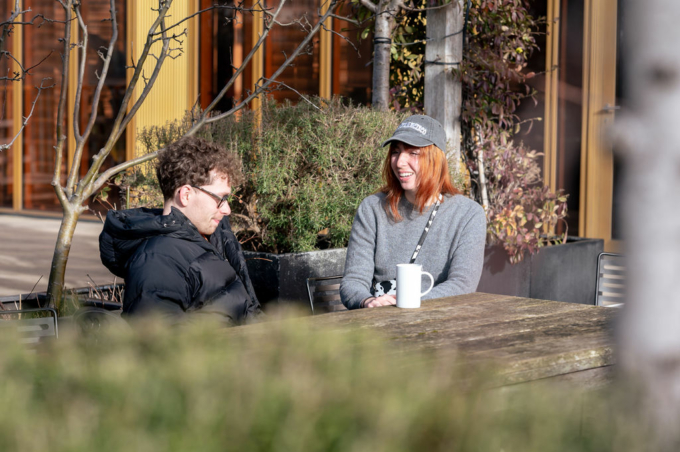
[67, 0, 119, 197]
[329, 13, 361, 26]
[268, 10, 311, 27]
[358, 0, 378, 14]
[205, 0, 340, 124]
[93, 148, 161, 185]
[21, 49, 54, 74]
[0, 6, 68, 35]
[10, 13, 72, 27]
[93, 0, 341, 193]
[51, 0, 73, 209]
[91, 0, 283, 191]
[262, 78, 321, 110]
[46, 0, 342, 308]
[0, 3, 56, 84]
[321, 20, 359, 55]
[0, 79, 53, 152]
[179, 0, 288, 135]
[398, 0, 454, 12]
[0, 49, 53, 83]
[78, 0, 175, 199]
[0, 3, 59, 156]
[94, 0, 173, 149]
[0, 1, 22, 54]
[150, 1, 266, 36]
[71, 6, 88, 141]
[107, 7, 172, 140]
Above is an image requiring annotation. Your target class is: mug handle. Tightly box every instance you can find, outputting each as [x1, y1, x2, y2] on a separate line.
[420, 271, 434, 297]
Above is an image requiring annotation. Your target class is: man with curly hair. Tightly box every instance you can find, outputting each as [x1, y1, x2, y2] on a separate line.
[99, 136, 262, 326]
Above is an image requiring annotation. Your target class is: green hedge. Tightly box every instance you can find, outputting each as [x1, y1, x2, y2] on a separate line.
[125, 99, 405, 253]
[0, 320, 635, 451]
[206, 99, 404, 253]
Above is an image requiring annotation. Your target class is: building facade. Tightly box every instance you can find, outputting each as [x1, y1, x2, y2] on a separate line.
[519, 0, 623, 251]
[0, 0, 622, 250]
[0, 0, 372, 213]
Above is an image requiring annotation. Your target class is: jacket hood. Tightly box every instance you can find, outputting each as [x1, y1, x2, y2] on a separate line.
[99, 207, 200, 278]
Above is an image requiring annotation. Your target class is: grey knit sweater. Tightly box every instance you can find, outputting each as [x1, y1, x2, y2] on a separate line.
[340, 192, 487, 309]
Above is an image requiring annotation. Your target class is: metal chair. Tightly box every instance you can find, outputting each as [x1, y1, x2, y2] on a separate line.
[0, 308, 59, 348]
[74, 299, 128, 339]
[306, 276, 346, 315]
[596, 252, 625, 307]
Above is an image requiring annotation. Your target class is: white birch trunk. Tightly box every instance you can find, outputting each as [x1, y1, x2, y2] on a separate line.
[619, 0, 680, 447]
[372, 3, 396, 111]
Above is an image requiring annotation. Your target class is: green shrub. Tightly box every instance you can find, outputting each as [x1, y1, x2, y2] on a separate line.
[123, 98, 406, 253]
[218, 99, 404, 252]
[0, 320, 641, 452]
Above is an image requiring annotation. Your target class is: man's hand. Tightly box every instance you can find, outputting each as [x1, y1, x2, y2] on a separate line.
[362, 294, 396, 308]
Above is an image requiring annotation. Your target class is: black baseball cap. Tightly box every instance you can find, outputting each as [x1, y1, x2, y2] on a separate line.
[381, 115, 447, 153]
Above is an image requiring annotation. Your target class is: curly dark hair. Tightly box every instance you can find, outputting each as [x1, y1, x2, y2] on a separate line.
[156, 136, 244, 200]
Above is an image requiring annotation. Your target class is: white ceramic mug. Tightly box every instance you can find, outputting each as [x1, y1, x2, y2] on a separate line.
[396, 263, 434, 309]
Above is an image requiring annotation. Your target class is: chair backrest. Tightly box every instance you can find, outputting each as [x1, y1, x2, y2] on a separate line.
[306, 276, 346, 315]
[0, 308, 59, 347]
[596, 252, 625, 307]
[74, 305, 129, 339]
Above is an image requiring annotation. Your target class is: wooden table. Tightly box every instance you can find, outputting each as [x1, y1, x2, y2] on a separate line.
[297, 292, 618, 387]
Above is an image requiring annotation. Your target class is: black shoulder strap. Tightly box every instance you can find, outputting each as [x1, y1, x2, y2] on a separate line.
[409, 194, 442, 263]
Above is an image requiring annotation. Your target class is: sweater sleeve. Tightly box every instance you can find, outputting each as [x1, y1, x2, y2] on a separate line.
[424, 202, 487, 300]
[340, 199, 378, 309]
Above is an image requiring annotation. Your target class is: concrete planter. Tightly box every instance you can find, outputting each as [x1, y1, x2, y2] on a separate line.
[246, 236, 604, 308]
[244, 248, 347, 307]
[0, 284, 124, 311]
[0, 292, 48, 310]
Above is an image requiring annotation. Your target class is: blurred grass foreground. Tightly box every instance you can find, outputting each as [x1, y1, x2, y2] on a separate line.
[0, 319, 641, 452]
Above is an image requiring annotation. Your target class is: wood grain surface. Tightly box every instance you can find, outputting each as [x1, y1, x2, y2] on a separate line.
[239, 292, 618, 386]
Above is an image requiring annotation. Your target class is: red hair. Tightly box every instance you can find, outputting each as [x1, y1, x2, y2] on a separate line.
[381, 143, 460, 221]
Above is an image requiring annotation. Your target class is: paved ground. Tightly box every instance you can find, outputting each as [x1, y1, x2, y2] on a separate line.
[0, 214, 117, 296]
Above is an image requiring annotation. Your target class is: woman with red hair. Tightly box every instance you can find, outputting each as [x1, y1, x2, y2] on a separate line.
[340, 115, 487, 309]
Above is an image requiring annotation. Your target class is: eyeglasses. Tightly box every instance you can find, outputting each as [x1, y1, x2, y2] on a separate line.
[191, 185, 231, 209]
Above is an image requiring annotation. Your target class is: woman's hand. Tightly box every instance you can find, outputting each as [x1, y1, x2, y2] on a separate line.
[362, 295, 397, 308]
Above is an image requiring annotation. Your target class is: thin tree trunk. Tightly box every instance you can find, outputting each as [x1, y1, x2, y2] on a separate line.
[476, 149, 488, 210]
[46, 209, 81, 311]
[372, 3, 394, 111]
[42, 1, 338, 313]
[618, 0, 680, 448]
[424, 0, 463, 163]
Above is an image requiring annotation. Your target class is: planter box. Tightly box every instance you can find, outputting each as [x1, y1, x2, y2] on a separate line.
[477, 237, 604, 305]
[0, 284, 124, 311]
[246, 237, 603, 308]
[244, 249, 347, 307]
[0, 292, 48, 310]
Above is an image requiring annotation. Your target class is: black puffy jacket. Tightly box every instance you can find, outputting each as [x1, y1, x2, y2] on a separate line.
[99, 207, 262, 325]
